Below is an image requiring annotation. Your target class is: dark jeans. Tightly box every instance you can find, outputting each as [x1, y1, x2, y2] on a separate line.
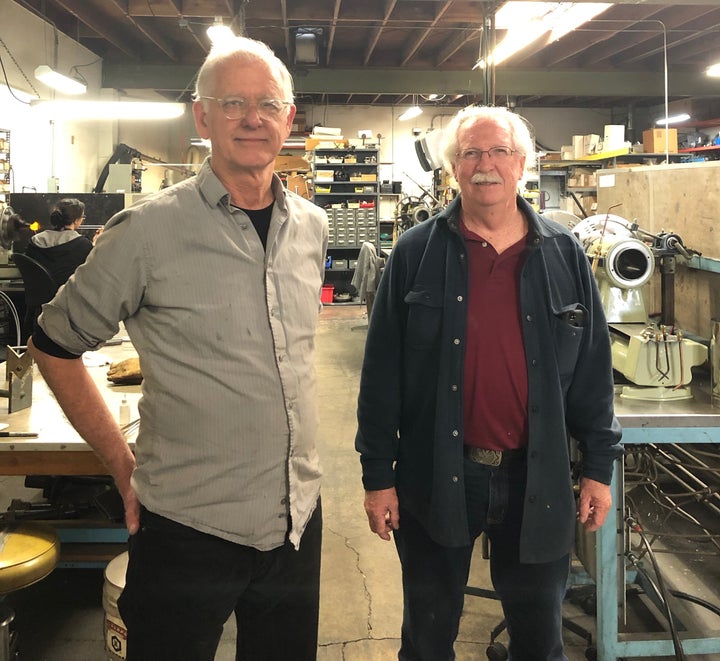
[118, 499, 322, 661]
[394, 457, 570, 661]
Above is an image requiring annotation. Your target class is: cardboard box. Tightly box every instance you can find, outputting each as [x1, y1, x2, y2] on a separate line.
[643, 128, 678, 153]
[572, 135, 585, 159]
[305, 138, 349, 150]
[603, 125, 625, 150]
[583, 134, 601, 156]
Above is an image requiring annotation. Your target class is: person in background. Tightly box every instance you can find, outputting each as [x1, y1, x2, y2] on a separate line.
[24, 198, 97, 286]
[355, 105, 622, 661]
[28, 36, 328, 661]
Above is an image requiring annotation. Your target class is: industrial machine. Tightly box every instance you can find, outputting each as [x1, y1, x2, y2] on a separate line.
[572, 212, 707, 400]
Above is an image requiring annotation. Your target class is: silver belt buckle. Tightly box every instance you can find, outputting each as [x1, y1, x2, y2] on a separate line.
[469, 447, 502, 467]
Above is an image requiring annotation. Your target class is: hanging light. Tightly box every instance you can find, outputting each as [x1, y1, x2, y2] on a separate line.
[30, 100, 185, 120]
[655, 113, 691, 126]
[34, 65, 87, 95]
[398, 96, 423, 121]
[207, 16, 234, 46]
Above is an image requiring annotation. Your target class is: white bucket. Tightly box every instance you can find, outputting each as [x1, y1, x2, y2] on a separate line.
[103, 551, 129, 661]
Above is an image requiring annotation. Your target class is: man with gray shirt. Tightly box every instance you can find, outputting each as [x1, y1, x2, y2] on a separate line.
[29, 36, 327, 661]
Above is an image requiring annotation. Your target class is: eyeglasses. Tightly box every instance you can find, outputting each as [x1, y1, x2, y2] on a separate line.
[199, 96, 292, 120]
[456, 147, 518, 162]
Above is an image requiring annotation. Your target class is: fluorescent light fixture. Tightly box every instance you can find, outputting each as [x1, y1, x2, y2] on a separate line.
[30, 100, 185, 120]
[476, 2, 610, 68]
[398, 106, 423, 121]
[34, 65, 87, 95]
[207, 16, 234, 46]
[655, 113, 691, 125]
[549, 3, 611, 42]
[707, 62, 720, 77]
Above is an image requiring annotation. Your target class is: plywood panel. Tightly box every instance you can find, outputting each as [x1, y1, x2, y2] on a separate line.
[596, 162, 720, 337]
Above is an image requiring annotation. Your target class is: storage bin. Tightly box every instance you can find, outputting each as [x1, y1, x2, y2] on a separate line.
[321, 285, 335, 303]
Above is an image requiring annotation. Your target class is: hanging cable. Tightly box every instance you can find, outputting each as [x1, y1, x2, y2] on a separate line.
[0, 290, 21, 347]
[626, 515, 687, 660]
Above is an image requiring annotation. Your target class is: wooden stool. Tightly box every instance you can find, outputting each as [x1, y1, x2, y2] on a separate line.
[0, 523, 60, 661]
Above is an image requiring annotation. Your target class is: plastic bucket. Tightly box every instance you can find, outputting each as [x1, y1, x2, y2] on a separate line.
[321, 285, 334, 304]
[103, 551, 129, 660]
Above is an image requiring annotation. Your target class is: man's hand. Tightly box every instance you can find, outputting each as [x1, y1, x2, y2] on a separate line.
[120, 483, 141, 535]
[577, 477, 612, 531]
[364, 487, 400, 541]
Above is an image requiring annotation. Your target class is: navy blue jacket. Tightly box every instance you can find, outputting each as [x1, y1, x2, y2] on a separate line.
[355, 195, 622, 563]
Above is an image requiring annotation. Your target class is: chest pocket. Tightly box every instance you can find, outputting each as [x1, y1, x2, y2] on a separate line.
[551, 302, 587, 382]
[404, 286, 444, 349]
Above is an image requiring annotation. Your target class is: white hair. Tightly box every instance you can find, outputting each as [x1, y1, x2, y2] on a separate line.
[441, 105, 536, 187]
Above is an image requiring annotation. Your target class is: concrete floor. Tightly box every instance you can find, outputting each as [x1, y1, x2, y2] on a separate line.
[0, 306, 715, 660]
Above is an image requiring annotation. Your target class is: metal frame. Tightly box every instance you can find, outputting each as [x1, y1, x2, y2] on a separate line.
[596, 387, 720, 659]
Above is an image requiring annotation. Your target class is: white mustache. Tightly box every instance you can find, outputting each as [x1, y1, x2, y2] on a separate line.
[471, 173, 503, 184]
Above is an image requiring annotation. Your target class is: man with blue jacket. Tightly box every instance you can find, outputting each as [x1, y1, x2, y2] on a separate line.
[356, 105, 622, 661]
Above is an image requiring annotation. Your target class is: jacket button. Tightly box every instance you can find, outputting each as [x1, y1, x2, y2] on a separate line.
[452, 429, 459, 437]
[451, 384, 458, 392]
[526, 314, 533, 322]
[453, 338, 460, 345]
[452, 475, 459, 483]
[457, 295, 463, 302]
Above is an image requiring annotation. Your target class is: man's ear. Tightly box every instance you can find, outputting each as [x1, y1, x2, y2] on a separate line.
[193, 100, 210, 138]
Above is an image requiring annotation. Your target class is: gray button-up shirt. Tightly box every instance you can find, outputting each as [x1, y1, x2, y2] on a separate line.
[39, 159, 329, 550]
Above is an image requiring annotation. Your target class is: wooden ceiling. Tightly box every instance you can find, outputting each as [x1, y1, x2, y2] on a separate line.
[13, 0, 720, 115]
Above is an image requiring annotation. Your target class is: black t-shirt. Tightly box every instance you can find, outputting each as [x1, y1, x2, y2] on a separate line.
[236, 202, 274, 250]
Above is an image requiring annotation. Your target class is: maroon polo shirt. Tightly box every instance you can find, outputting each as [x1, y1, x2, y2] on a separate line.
[461, 220, 529, 451]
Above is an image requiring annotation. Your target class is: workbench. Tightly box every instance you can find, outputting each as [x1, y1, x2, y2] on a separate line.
[596, 382, 720, 659]
[0, 341, 140, 566]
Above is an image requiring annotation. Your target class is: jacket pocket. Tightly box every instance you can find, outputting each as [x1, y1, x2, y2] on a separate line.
[404, 286, 443, 349]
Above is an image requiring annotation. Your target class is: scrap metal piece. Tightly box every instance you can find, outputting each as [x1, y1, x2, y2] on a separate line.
[6, 345, 33, 413]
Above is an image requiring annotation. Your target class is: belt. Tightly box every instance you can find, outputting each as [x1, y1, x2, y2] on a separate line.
[463, 445, 527, 467]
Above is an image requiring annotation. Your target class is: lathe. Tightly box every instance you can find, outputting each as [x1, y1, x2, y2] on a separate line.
[571, 212, 707, 400]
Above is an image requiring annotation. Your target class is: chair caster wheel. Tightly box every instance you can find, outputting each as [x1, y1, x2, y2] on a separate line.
[486, 641, 508, 661]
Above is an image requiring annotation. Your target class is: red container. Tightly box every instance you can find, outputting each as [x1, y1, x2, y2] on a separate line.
[320, 285, 334, 304]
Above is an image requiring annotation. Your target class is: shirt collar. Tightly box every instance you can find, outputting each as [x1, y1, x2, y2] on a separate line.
[196, 157, 288, 213]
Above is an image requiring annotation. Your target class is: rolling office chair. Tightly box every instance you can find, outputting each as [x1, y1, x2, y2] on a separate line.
[10, 254, 59, 344]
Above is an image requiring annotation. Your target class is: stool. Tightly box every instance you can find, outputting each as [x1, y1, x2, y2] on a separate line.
[0, 523, 60, 661]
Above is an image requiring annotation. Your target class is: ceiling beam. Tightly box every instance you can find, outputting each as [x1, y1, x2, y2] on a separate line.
[103, 64, 719, 99]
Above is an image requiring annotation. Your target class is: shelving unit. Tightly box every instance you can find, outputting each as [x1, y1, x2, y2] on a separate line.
[311, 147, 379, 299]
[539, 148, 695, 216]
[0, 130, 10, 206]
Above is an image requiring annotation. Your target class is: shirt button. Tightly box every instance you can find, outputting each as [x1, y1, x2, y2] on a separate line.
[451, 384, 458, 392]
[526, 314, 533, 322]
[452, 430, 459, 437]
[280, 497, 287, 505]
[531, 359, 537, 366]
[278, 354, 284, 362]
[452, 475, 459, 483]
[481, 241, 488, 248]
[453, 338, 460, 345]
[457, 295, 463, 302]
